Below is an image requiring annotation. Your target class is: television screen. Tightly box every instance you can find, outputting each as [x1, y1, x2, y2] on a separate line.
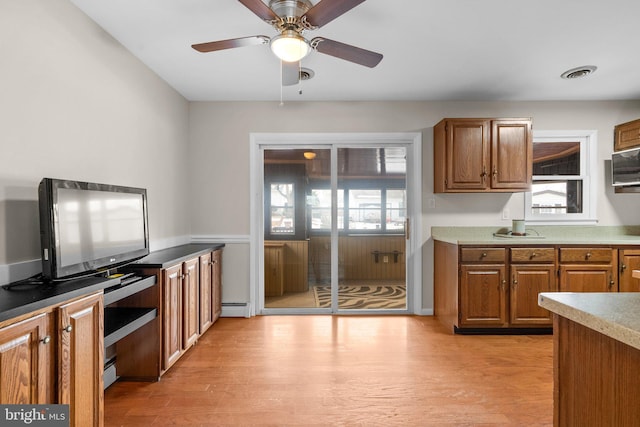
[39, 178, 149, 280]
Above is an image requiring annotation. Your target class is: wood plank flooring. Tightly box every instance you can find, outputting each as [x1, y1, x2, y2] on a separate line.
[104, 316, 553, 426]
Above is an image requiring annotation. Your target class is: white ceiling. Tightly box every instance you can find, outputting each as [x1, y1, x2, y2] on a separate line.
[69, 0, 640, 102]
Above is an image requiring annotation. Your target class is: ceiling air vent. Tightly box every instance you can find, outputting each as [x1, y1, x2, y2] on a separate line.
[299, 67, 315, 81]
[561, 65, 597, 79]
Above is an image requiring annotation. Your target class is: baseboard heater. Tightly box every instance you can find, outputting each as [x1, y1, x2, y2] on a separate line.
[221, 302, 251, 318]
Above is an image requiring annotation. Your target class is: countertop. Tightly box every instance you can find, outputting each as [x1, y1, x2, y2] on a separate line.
[0, 275, 119, 323]
[0, 243, 225, 324]
[538, 292, 640, 351]
[130, 243, 225, 269]
[432, 225, 640, 245]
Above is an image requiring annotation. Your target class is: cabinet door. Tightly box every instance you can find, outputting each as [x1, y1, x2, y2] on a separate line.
[212, 249, 222, 323]
[559, 265, 617, 292]
[490, 119, 532, 190]
[459, 264, 507, 327]
[445, 119, 490, 191]
[58, 292, 104, 427]
[510, 264, 556, 326]
[0, 313, 52, 404]
[162, 264, 183, 370]
[614, 118, 640, 151]
[182, 258, 199, 349]
[619, 250, 640, 292]
[199, 252, 214, 334]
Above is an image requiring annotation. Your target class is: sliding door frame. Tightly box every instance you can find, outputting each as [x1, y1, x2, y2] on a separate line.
[249, 133, 422, 315]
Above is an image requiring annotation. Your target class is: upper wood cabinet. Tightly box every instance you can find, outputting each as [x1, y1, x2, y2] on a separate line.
[614, 118, 640, 151]
[434, 118, 533, 193]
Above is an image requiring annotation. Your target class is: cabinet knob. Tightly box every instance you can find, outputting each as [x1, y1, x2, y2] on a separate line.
[621, 264, 627, 272]
[586, 252, 592, 259]
[530, 252, 537, 258]
[64, 325, 73, 333]
[41, 336, 51, 345]
[481, 252, 487, 258]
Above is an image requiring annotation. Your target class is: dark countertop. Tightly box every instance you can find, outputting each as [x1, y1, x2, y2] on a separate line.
[0, 243, 224, 325]
[0, 275, 119, 324]
[128, 243, 225, 269]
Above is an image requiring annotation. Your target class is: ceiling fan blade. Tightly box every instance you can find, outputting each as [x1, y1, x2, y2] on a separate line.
[237, 0, 278, 22]
[192, 35, 269, 53]
[312, 37, 382, 68]
[303, 0, 367, 28]
[282, 61, 300, 86]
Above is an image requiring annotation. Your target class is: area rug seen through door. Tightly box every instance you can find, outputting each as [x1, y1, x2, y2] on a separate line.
[313, 284, 406, 309]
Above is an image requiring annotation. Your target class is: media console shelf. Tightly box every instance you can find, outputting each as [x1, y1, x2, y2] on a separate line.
[102, 274, 160, 386]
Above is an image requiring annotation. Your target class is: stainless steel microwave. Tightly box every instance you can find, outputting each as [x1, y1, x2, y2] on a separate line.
[612, 147, 640, 186]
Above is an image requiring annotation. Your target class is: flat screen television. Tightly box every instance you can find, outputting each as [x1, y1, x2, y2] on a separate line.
[39, 178, 150, 281]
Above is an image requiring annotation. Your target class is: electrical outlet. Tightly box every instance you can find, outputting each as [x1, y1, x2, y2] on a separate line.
[427, 198, 436, 209]
[502, 208, 510, 220]
[383, 256, 389, 263]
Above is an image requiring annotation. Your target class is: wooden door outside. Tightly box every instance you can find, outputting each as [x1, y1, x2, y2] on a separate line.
[459, 264, 507, 327]
[58, 292, 104, 427]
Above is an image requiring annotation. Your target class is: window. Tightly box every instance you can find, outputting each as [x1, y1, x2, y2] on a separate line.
[309, 187, 405, 234]
[525, 131, 597, 224]
[309, 189, 344, 230]
[270, 183, 295, 234]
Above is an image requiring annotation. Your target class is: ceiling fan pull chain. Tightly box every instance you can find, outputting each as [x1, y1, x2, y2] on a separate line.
[279, 60, 284, 106]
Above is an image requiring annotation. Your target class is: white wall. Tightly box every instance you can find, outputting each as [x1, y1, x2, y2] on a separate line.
[0, 0, 190, 284]
[189, 101, 640, 309]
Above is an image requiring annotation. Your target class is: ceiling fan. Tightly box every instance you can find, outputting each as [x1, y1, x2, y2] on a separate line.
[191, 0, 383, 86]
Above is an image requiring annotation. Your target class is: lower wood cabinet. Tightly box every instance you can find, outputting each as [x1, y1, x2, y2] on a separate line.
[435, 242, 640, 333]
[619, 249, 640, 292]
[0, 312, 52, 404]
[139, 247, 223, 375]
[558, 248, 617, 292]
[510, 248, 556, 326]
[436, 242, 558, 333]
[58, 292, 104, 427]
[0, 291, 104, 427]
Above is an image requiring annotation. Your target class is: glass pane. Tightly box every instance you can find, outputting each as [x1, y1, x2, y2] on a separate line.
[348, 189, 381, 230]
[338, 147, 406, 311]
[309, 189, 344, 230]
[531, 180, 583, 214]
[533, 141, 580, 175]
[386, 189, 406, 231]
[270, 183, 294, 234]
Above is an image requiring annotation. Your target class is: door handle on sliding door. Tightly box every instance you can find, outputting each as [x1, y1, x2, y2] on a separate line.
[405, 218, 410, 240]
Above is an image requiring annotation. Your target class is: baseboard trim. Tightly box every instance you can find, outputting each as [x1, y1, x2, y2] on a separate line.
[221, 302, 252, 318]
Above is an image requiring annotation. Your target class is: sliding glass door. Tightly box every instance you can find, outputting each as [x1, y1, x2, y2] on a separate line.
[257, 136, 417, 315]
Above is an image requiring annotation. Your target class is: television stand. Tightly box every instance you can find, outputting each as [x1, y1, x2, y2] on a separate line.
[102, 275, 159, 386]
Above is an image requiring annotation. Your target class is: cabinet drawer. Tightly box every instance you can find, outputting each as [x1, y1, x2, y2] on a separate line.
[460, 248, 505, 263]
[559, 248, 614, 263]
[511, 248, 555, 263]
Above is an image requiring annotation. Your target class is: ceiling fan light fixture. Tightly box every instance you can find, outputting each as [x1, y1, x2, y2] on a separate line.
[303, 151, 316, 160]
[270, 31, 310, 62]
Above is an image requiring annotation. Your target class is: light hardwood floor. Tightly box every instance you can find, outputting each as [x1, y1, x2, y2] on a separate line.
[104, 316, 553, 426]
